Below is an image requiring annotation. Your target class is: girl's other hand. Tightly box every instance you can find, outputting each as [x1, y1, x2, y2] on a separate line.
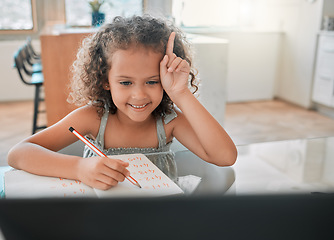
[77, 156, 130, 190]
[160, 32, 191, 100]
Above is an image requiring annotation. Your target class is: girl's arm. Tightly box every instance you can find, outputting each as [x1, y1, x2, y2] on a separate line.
[7, 106, 130, 190]
[160, 33, 237, 166]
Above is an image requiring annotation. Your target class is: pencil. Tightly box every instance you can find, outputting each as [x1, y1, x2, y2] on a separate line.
[69, 127, 141, 188]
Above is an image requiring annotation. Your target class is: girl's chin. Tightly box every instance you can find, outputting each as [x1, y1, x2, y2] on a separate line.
[119, 111, 154, 123]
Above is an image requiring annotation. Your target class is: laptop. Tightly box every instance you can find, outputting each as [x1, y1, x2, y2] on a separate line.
[0, 193, 333, 240]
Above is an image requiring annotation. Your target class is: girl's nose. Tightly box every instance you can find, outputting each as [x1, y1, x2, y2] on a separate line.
[132, 86, 147, 99]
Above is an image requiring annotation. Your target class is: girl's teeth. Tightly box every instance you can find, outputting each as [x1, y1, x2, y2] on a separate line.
[131, 104, 147, 109]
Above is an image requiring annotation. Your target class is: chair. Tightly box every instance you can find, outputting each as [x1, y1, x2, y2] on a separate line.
[23, 44, 43, 73]
[20, 44, 42, 74]
[24, 37, 43, 73]
[26, 37, 41, 60]
[13, 47, 46, 134]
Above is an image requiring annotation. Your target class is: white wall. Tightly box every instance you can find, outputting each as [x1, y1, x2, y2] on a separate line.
[190, 35, 228, 125]
[205, 31, 281, 102]
[276, 0, 324, 108]
[181, 0, 325, 106]
[144, 0, 172, 18]
[323, 0, 334, 17]
[0, 40, 41, 102]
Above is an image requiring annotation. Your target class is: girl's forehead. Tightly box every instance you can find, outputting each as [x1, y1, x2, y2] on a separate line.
[110, 46, 163, 62]
[108, 46, 163, 75]
[108, 41, 163, 54]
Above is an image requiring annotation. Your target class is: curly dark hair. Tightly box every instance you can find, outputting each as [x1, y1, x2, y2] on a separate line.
[68, 15, 198, 118]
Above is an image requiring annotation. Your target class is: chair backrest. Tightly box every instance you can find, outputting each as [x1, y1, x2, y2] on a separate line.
[24, 44, 35, 66]
[19, 46, 34, 76]
[26, 37, 40, 59]
[13, 47, 34, 85]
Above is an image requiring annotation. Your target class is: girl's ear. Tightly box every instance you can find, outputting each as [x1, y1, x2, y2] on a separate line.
[103, 83, 110, 90]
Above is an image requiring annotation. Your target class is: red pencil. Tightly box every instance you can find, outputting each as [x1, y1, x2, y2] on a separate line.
[69, 127, 141, 188]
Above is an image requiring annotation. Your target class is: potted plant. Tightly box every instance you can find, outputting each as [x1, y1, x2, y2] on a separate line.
[89, 0, 106, 27]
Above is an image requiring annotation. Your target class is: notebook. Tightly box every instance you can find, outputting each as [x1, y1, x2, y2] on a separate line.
[4, 153, 184, 198]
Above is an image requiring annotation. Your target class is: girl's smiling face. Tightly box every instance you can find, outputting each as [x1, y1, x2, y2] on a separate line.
[107, 47, 164, 123]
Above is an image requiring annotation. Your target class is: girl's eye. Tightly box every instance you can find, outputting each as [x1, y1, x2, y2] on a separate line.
[147, 81, 159, 85]
[120, 81, 132, 86]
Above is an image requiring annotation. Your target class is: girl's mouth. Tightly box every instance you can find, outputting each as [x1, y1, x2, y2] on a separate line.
[129, 103, 149, 109]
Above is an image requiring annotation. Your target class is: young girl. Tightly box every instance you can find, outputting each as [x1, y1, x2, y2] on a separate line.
[8, 15, 237, 190]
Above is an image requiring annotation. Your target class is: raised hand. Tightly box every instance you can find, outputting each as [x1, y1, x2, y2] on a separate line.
[160, 32, 191, 100]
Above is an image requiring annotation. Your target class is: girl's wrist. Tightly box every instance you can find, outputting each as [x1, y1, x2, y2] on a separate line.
[169, 89, 194, 109]
[71, 156, 84, 181]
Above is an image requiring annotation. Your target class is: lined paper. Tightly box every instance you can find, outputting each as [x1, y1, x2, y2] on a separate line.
[5, 154, 183, 198]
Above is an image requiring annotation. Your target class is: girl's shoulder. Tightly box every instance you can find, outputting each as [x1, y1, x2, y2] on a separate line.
[164, 108, 183, 125]
[162, 108, 184, 142]
[164, 107, 191, 133]
[64, 105, 101, 136]
[68, 105, 100, 120]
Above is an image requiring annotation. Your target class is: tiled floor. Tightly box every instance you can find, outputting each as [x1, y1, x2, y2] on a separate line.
[224, 100, 334, 145]
[0, 100, 47, 166]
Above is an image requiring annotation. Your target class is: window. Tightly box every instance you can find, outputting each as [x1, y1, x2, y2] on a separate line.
[0, 0, 36, 31]
[172, 0, 240, 28]
[172, 0, 291, 31]
[65, 0, 143, 27]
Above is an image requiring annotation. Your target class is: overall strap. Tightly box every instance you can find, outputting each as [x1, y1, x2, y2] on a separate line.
[96, 106, 109, 149]
[156, 109, 178, 148]
[156, 117, 167, 148]
[164, 109, 177, 124]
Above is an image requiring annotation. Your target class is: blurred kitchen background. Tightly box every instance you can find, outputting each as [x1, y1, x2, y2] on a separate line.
[1, 0, 334, 166]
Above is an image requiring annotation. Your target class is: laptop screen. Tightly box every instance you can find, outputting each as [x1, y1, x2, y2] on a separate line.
[0, 194, 333, 240]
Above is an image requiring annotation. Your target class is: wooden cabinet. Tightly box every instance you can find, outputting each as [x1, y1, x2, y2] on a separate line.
[40, 27, 92, 126]
[312, 32, 334, 107]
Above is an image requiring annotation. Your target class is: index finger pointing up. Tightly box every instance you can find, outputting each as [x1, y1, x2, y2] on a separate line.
[166, 32, 176, 57]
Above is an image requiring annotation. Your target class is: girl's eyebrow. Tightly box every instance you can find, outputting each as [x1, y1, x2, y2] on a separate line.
[116, 75, 132, 79]
[116, 75, 160, 79]
[147, 75, 160, 79]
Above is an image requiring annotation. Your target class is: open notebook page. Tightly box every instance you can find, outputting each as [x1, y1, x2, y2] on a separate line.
[5, 154, 183, 198]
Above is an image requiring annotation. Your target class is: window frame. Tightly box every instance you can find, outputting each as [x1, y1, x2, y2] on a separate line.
[0, 0, 38, 34]
[64, 0, 145, 27]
